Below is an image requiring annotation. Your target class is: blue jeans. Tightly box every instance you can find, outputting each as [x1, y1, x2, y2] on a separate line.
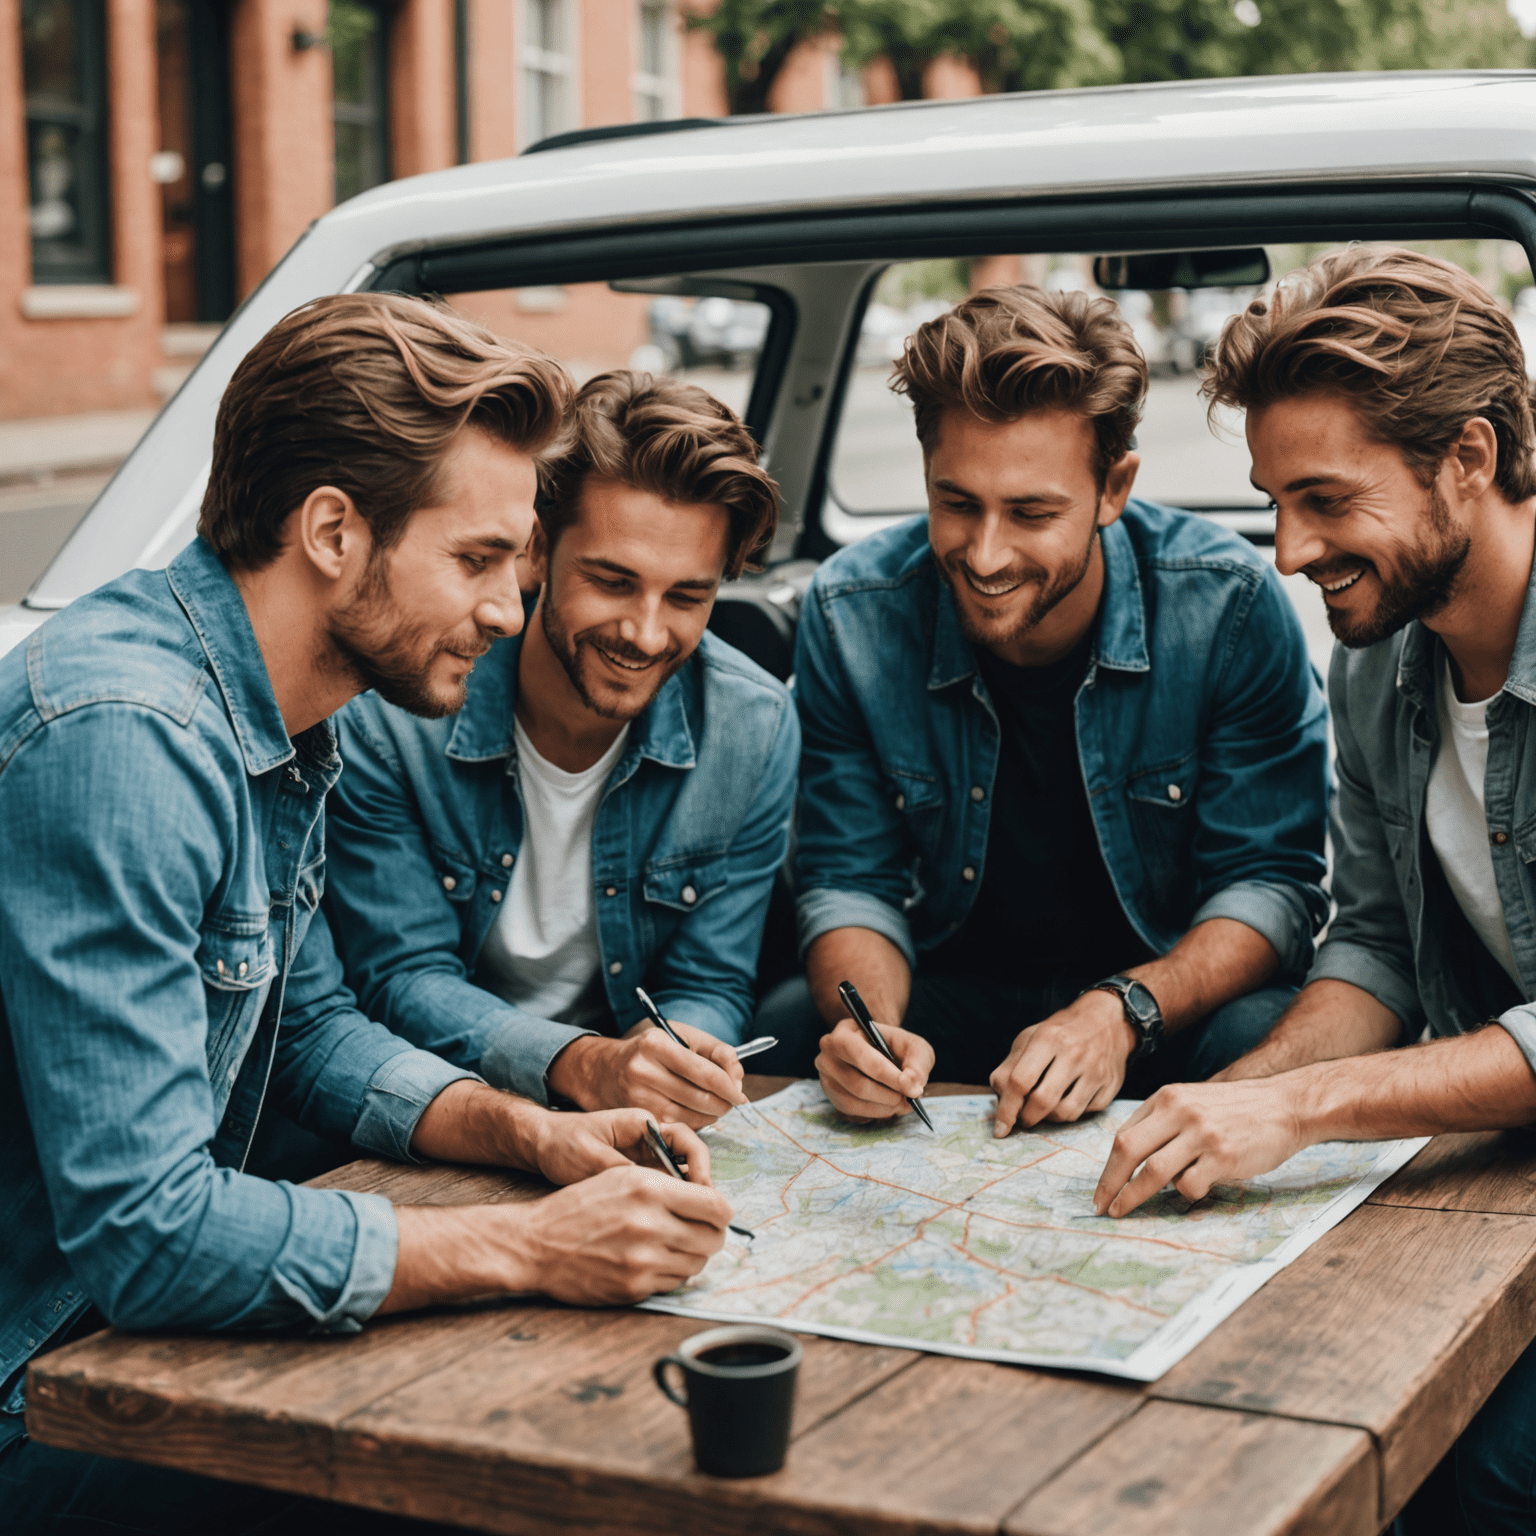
[752, 971, 1295, 1088]
[0, 1412, 465, 1534]
[1393, 1330, 1536, 1536]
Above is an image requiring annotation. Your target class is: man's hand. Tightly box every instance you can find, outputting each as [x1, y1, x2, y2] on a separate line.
[990, 989, 1137, 1136]
[547, 1022, 747, 1128]
[1092, 1078, 1307, 1217]
[816, 1015, 934, 1121]
[381, 1161, 734, 1313]
[528, 1106, 716, 1189]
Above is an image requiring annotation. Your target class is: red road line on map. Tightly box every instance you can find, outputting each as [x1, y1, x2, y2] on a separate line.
[966, 1283, 1018, 1345]
[963, 1209, 1236, 1260]
[953, 1238, 1169, 1320]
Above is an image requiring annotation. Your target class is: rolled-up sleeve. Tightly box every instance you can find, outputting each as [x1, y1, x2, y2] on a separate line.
[0, 707, 402, 1334]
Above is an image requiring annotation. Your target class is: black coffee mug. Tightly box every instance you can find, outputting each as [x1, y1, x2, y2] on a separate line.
[653, 1324, 802, 1477]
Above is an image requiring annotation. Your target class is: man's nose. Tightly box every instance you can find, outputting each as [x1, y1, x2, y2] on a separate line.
[966, 513, 1014, 576]
[1272, 505, 1327, 579]
[474, 582, 524, 639]
[618, 596, 667, 655]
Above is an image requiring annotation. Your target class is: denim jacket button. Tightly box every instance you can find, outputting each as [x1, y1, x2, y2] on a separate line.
[605, 886, 618, 897]
[1493, 830, 1510, 846]
[895, 794, 906, 811]
[490, 889, 502, 903]
[216, 959, 226, 976]
[442, 875, 457, 891]
[609, 961, 623, 975]
[1168, 784, 1182, 801]
[962, 866, 976, 881]
[236, 961, 247, 977]
[501, 854, 514, 868]
[682, 885, 698, 905]
[970, 786, 985, 802]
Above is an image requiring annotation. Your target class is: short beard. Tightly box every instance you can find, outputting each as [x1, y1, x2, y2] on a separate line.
[938, 517, 1099, 652]
[328, 552, 482, 720]
[1327, 481, 1472, 649]
[540, 582, 684, 721]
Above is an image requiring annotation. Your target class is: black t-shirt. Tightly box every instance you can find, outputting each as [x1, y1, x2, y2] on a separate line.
[923, 625, 1153, 986]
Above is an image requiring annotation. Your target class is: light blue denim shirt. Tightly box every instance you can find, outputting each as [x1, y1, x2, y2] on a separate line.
[0, 537, 475, 1421]
[794, 504, 1331, 973]
[322, 627, 799, 1104]
[1310, 550, 1536, 1073]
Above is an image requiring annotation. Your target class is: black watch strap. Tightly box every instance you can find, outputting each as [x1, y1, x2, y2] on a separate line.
[1082, 974, 1164, 1061]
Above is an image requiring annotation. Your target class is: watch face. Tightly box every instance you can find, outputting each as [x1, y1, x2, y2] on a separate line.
[1124, 980, 1159, 1023]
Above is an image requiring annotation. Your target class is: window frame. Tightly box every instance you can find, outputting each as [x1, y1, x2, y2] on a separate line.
[519, 0, 579, 150]
[331, 0, 392, 205]
[23, 0, 112, 285]
[631, 0, 677, 123]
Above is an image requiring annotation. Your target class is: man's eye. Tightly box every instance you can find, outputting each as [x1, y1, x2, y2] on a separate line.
[460, 553, 489, 572]
[671, 593, 705, 608]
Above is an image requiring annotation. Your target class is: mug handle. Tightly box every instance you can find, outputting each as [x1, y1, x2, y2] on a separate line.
[653, 1355, 689, 1407]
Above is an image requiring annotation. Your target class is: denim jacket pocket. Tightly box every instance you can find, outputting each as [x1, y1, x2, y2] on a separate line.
[644, 852, 729, 913]
[1125, 761, 1197, 910]
[887, 770, 944, 861]
[198, 920, 275, 992]
[430, 848, 477, 905]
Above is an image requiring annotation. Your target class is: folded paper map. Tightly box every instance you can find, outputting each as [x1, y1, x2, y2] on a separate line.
[640, 1081, 1426, 1381]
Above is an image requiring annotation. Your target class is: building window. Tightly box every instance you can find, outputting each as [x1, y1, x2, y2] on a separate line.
[331, 0, 390, 204]
[521, 0, 574, 147]
[23, 0, 111, 284]
[632, 0, 674, 122]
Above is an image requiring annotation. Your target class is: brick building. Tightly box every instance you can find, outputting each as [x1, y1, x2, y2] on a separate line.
[1, 0, 979, 419]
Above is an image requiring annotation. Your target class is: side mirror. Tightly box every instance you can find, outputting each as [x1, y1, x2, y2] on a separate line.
[1093, 248, 1270, 291]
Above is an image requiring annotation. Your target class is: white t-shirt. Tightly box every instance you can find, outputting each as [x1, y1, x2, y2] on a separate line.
[476, 715, 630, 1026]
[1425, 656, 1522, 987]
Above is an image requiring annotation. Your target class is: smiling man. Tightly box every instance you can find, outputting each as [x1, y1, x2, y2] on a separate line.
[321, 371, 798, 1130]
[1087, 247, 1536, 1534]
[0, 298, 736, 1534]
[771, 283, 1329, 1132]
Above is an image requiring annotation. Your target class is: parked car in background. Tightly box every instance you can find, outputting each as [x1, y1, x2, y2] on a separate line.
[4, 72, 1534, 691]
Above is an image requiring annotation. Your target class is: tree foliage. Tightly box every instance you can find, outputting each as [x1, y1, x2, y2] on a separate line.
[688, 0, 1533, 115]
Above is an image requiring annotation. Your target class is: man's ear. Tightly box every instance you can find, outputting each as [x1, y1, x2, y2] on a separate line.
[524, 516, 550, 588]
[1448, 417, 1500, 504]
[1098, 451, 1141, 528]
[293, 486, 370, 582]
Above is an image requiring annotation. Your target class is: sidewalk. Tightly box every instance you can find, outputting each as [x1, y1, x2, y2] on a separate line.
[0, 406, 156, 486]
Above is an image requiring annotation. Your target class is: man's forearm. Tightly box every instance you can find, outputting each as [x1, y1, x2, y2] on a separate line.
[806, 927, 912, 1029]
[1218, 978, 1404, 1081]
[409, 1079, 544, 1171]
[1126, 917, 1279, 1035]
[1286, 1022, 1536, 1142]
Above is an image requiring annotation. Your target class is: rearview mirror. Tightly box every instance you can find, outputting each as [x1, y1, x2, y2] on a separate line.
[1093, 248, 1270, 291]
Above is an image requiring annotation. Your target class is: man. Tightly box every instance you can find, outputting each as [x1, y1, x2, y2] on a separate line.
[321, 370, 797, 1130]
[0, 295, 732, 1534]
[1088, 246, 1536, 1534]
[776, 283, 1330, 1133]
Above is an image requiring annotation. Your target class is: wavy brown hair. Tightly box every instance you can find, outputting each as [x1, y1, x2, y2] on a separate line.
[539, 371, 778, 580]
[891, 284, 1148, 485]
[200, 293, 573, 571]
[1202, 245, 1536, 504]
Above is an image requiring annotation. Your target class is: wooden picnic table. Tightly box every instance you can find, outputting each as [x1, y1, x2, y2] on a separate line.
[24, 1077, 1536, 1535]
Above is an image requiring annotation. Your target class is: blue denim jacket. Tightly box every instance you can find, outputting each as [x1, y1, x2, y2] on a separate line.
[1310, 554, 1536, 1071]
[794, 504, 1330, 973]
[0, 538, 474, 1420]
[322, 628, 798, 1104]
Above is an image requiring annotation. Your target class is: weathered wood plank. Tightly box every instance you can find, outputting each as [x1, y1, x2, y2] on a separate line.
[1370, 1131, 1536, 1217]
[332, 1340, 1134, 1536]
[1005, 1401, 1377, 1536]
[330, 1310, 928, 1535]
[1151, 1204, 1536, 1521]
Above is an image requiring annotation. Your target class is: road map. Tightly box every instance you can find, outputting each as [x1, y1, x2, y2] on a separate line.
[640, 1081, 1427, 1381]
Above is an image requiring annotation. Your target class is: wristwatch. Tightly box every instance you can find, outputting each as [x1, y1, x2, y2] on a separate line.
[1082, 975, 1164, 1061]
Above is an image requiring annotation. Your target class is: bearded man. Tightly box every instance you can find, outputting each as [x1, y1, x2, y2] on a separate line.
[767, 282, 1329, 1133]
[1085, 247, 1536, 1535]
[320, 370, 798, 1130]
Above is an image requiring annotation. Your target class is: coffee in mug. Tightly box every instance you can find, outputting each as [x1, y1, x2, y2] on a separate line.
[653, 1324, 801, 1477]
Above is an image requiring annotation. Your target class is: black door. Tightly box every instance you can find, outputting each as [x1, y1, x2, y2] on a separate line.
[156, 0, 234, 322]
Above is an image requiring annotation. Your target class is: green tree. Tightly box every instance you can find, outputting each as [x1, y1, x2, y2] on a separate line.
[686, 0, 837, 114]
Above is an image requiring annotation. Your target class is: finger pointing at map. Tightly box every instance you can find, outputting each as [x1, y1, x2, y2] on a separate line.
[1092, 1079, 1314, 1217]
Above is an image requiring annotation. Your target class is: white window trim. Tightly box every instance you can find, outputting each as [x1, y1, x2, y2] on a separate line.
[517, 0, 581, 150]
[631, 0, 679, 122]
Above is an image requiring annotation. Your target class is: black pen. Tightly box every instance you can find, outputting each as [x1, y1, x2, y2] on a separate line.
[837, 980, 935, 1132]
[642, 1120, 755, 1240]
[634, 985, 757, 1122]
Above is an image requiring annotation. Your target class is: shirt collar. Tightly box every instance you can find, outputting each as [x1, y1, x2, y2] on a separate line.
[926, 516, 1149, 689]
[165, 537, 297, 777]
[445, 627, 697, 770]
